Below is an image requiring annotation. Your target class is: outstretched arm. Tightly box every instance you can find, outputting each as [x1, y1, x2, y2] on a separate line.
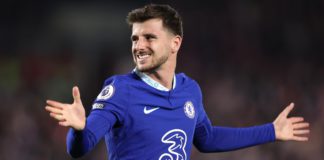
[273, 103, 310, 141]
[194, 103, 310, 153]
[194, 118, 276, 152]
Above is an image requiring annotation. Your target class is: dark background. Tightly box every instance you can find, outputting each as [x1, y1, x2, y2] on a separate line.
[0, 0, 323, 159]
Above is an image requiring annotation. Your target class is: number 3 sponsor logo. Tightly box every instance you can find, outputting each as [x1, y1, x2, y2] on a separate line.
[159, 129, 187, 160]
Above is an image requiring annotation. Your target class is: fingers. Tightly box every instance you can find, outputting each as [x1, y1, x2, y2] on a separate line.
[292, 121, 310, 141]
[281, 102, 294, 117]
[47, 106, 71, 127]
[293, 122, 310, 135]
[293, 122, 309, 129]
[45, 106, 63, 114]
[46, 100, 65, 109]
[289, 117, 304, 123]
[50, 112, 65, 121]
[291, 136, 309, 141]
[72, 86, 81, 104]
[46, 100, 66, 121]
[294, 129, 310, 135]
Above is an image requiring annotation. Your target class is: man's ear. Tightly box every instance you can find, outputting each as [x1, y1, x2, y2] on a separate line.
[171, 35, 182, 54]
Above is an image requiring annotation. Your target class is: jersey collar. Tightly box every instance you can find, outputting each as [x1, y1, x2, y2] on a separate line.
[133, 68, 176, 91]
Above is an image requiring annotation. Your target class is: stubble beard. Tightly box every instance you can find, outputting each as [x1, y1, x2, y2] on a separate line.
[135, 53, 169, 73]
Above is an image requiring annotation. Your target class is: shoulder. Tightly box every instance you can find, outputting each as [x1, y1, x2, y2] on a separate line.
[102, 73, 135, 87]
[176, 73, 201, 90]
[96, 73, 134, 101]
[176, 73, 204, 102]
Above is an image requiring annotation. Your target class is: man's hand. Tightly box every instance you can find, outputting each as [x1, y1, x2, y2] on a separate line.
[45, 86, 86, 130]
[273, 103, 310, 141]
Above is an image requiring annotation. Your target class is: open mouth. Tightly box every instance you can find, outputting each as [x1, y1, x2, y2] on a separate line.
[136, 53, 151, 60]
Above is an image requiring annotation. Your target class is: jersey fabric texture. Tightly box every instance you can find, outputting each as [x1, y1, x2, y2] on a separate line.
[66, 70, 275, 160]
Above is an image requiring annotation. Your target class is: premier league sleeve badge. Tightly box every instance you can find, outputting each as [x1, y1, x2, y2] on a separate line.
[96, 84, 115, 100]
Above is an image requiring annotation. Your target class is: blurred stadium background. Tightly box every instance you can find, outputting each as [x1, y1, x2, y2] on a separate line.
[0, 0, 323, 159]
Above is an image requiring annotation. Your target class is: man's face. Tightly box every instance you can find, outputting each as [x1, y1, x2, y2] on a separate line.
[131, 18, 174, 72]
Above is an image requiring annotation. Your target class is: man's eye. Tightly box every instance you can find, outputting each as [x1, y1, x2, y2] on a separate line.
[145, 34, 157, 40]
[131, 36, 138, 42]
[146, 36, 155, 40]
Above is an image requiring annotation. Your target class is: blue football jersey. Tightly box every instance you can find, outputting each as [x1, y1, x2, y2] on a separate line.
[92, 71, 205, 159]
[66, 70, 275, 160]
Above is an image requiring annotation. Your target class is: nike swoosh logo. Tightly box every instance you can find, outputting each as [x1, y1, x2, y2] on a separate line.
[144, 106, 160, 114]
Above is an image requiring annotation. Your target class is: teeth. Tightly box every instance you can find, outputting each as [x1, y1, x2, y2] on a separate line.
[137, 54, 150, 59]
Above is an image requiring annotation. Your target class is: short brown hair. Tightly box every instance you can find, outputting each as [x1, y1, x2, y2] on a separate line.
[126, 4, 183, 37]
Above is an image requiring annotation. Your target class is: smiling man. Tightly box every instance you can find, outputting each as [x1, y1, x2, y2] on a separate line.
[45, 4, 310, 160]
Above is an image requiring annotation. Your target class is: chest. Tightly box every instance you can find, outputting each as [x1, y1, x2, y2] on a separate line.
[124, 91, 200, 142]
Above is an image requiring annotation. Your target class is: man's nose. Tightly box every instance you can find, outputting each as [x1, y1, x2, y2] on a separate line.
[134, 38, 147, 51]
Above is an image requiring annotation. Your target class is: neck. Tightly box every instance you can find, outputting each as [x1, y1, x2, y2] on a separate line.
[143, 56, 176, 90]
[145, 69, 175, 90]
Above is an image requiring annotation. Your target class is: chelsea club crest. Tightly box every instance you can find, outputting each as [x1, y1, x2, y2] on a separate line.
[184, 101, 195, 119]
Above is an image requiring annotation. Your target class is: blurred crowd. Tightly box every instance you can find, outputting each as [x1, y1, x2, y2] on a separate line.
[0, 0, 323, 160]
